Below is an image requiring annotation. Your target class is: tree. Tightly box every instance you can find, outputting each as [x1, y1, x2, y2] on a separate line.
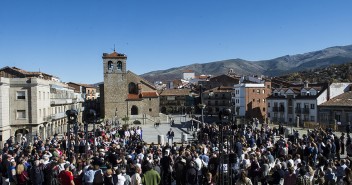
[122, 115, 130, 125]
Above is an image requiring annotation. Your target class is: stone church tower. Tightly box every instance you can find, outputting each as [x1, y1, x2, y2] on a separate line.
[102, 50, 159, 122]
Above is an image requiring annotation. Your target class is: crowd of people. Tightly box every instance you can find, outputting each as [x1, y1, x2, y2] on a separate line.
[1, 119, 352, 185]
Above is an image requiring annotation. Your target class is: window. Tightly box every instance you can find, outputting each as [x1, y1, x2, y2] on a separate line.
[296, 103, 301, 108]
[16, 91, 26, 100]
[257, 99, 260, 103]
[268, 113, 270, 117]
[267, 85, 270, 88]
[215, 101, 218, 106]
[262, 90, 265, 94]
[263, 99, 266, 103]
[310, 116, 315, 121]
[43, 92, 45, 100]
[252, 99, 255, 102]
[39, 109, 41, 118]
[117, 61, 122, 70]
[149, 108, 152, 112]
[16, 110, 26, 119]
[128, 82, 138, 94]
[39, 91, 41, 99]
[263, 107, 266, 111]
[310, 104, 315, 109]
[253, 89, 255, 93]
[268, 102, 270, 107]
[256, 89, 260, 94]
[108, 61, 113, 70]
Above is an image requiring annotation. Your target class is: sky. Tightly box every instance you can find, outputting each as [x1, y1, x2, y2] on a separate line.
[1, 0, 352, 84]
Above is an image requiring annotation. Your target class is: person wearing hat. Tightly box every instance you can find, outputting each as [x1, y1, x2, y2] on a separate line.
[58, 163, 75, 185]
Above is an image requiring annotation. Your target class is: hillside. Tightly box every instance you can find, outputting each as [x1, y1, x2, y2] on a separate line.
[141, 44, 352, 83]
[276, 62, 352, 83]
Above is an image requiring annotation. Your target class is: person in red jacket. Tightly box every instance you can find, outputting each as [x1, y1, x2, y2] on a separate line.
[58, 163, 75, 185]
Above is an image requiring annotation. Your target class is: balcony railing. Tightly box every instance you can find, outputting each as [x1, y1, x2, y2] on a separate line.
[303, 108, 310, 114]
[51, 112, 66, 120]
[51, 98, 73, 105]
[295, 108, 301, 114]
[272, 107, 279, 112]
[295, 108, 310, 114]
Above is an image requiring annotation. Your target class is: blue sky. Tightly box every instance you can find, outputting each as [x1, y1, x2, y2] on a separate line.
[1, 0, 352, 84]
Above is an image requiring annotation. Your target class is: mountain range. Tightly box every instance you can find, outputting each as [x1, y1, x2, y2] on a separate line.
[140, 44, 352, 83]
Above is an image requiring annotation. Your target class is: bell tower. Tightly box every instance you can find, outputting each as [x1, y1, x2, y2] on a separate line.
[102, 50, 128, 119]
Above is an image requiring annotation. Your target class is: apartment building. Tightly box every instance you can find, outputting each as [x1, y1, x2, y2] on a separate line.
[203, 86, 233, 116]
[0, 66, 84, 146]
[159, 88, 195, 114]
[267, 82, 351, 125]
[232, 76, 272, 122]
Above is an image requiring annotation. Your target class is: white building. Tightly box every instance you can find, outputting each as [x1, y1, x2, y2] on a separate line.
[267, 82, 351, 125]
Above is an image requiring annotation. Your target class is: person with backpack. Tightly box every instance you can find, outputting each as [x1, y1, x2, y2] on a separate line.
[58, 163, 75, 185]
[92, 165, 104, 185]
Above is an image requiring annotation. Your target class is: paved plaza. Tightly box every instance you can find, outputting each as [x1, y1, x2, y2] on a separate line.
[137, 115, 195, 144]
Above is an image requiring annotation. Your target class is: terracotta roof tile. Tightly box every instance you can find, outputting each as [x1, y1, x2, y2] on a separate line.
[320, 91, 352, 107]
[127, 94, 140, 100]
[159, 89, 191, 96]
[141, 91, 159, 98]
[102, 51, 127, 59]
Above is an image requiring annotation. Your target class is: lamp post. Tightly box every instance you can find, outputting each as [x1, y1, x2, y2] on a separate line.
[217, 108, 232, 185]
[198, 104, 206, 130]
[66, 109, 78, 160]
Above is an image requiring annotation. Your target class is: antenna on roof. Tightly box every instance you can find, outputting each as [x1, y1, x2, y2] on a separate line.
[113, 44, 116, 52]
[39, 68, 41, 72]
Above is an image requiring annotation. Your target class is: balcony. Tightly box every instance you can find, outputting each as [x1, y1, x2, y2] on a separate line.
[295, 108, 302, 114]
[295, 108, 310, 114]
[51, 112, 66, 120]
[51, 98, 73, 105]
[303, 108, 310, 114]
[272, 106, 279, 112]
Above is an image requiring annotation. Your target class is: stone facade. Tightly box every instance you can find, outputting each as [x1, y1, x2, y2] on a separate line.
[102, 51, 159, 122]
[0, 67, 85, 148]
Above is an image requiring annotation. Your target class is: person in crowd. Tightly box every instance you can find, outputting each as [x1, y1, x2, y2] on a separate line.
[142, 162, 161, 185]
[30, 160, 44, 185]
[235, 170, 252, 185]
[58, 163, 75, 185]
[130, 166, 142, 185]
[3, 118, 352, 185]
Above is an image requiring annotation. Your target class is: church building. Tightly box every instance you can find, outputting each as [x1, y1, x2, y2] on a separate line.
[101, 50, 159, 122]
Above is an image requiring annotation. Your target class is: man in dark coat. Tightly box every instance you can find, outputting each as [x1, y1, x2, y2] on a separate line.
[174, 157, 187, 185]
[30, 160, 44, 185]
[186, 161, 198, 185]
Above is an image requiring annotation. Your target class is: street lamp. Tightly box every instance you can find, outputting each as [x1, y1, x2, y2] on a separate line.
[218, 108, 232, 185]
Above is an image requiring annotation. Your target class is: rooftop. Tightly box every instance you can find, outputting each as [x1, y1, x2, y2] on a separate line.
[320, 91, 352, 107]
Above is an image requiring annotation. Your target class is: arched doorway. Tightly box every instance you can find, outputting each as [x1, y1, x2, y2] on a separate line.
[39, 126, 44, 139]
[131, 105, 138, 115]
[15, 129, 29, 143]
